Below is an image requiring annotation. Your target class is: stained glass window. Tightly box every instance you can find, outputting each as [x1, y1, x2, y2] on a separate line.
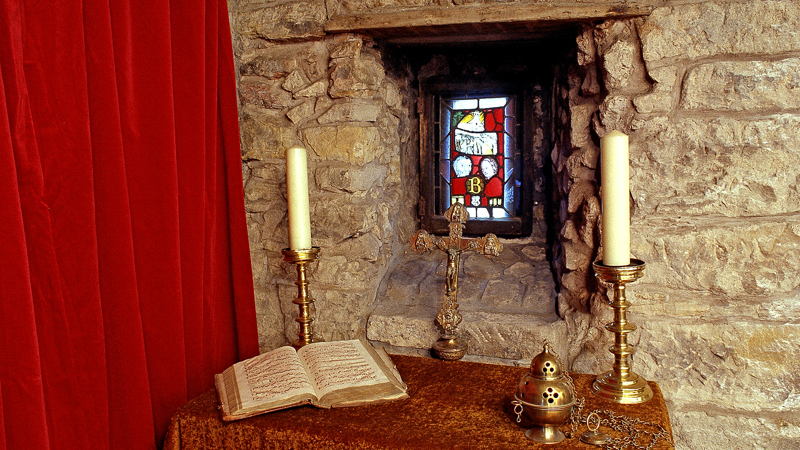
[420, 79, 533, 237]
[438, 96, 519, 220]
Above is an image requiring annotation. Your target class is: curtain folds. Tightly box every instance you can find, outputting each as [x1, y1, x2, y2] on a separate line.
[0, 0, 259, 448]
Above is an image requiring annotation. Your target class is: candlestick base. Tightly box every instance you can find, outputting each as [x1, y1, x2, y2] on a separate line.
[592, 371, 653, 404]
[591, 259, 652, 404]
[282, 247, 322, 349]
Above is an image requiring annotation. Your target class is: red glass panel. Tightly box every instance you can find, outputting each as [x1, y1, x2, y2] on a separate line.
[485, 177, 503, 197]
[452, 178, 466, 195]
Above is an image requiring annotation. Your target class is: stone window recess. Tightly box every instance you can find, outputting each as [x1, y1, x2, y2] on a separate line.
[419, 77, 536, 238]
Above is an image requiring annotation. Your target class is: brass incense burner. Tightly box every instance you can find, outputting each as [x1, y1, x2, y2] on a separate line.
[512, 343, 576, 444]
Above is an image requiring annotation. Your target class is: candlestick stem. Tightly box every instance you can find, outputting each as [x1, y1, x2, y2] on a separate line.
[592, 259, 652, 404]
[282, 247, 321, 349]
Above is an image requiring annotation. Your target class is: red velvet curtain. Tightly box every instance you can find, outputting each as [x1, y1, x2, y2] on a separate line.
[0, 0, 259, 448]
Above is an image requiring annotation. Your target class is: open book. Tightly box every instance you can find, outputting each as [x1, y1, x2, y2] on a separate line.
[214, 339, 408, 421]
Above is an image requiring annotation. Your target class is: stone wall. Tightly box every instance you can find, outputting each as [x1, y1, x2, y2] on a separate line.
[557, 2, 800, 448]
[232, 23, 420, 348]
[228, 0, 800, 448]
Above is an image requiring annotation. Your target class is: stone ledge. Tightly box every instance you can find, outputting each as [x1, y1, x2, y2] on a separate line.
[366, 302, 567, 364]
[366, 242, 565, 364]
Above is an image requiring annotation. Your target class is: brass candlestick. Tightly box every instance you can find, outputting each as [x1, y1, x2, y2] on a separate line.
[282, 247, 321, 349]
[592, 259, 653, 404]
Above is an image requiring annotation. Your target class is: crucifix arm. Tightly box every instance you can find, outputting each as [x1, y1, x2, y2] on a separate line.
[411, 229, 436, 253]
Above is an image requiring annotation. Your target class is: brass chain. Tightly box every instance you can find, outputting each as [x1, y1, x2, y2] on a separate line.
[565, 395, 672, 449]
[562, 366, 671, 449]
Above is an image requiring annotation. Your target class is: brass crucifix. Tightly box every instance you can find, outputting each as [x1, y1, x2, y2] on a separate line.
[411, 202, 502, 360]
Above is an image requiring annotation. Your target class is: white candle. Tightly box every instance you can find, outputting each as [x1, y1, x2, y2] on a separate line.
[601, 131, 630, 266]
[286, 146, 312, 250]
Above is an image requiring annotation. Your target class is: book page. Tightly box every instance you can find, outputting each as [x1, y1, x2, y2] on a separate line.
[298, 340, 390, 399]
[234, 346, 316, 410]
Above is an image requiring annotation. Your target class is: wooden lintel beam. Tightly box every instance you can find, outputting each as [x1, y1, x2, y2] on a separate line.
[324, 4, 654, 35]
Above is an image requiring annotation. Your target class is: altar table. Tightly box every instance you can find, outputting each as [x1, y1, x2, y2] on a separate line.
[164, 354, 673, 449]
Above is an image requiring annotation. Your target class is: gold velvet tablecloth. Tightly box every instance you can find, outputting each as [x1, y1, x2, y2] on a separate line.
[164, 354, 674, 449]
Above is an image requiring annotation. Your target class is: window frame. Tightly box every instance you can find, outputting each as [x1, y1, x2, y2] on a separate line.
[419, 77, 535, 237]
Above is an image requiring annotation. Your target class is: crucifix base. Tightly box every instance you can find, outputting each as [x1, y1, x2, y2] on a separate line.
[432, 336, 467, 361]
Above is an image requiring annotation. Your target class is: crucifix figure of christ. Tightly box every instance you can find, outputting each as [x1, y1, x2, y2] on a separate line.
[411, 202, 503, 360]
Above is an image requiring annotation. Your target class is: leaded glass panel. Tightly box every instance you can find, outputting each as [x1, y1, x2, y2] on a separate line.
[420, 77, 534, 237]
[437, 95, 520, 220]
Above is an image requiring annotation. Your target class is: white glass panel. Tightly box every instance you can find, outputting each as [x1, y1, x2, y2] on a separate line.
[493, 208, 509, 218]
[479, 97, 507, 108]
[476, 208, 490, 218]
[451, 99, 478, 110]
[466, 207, 477, 217]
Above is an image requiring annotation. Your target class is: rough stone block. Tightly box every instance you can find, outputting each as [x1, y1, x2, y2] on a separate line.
[239, 109, 301, 160]
[233, 0, 326, 40]
[255, 287, 285, 352]
[310, 194, 379, 244]
[567, 180, 596, 214]
[670, 408, 800, 450]
[249, 248, 269, 285]
[368, 244, 561, 361]
[238, 40, 329, 82]
[277, 281, 303, 344]
[627, 287, 715, 319]
[246, 212, 265, 247]
[248, 159, 288, 185]
[479, 279, 526, 309]
[239, 54, 297, 79]
[634, 65, 678, 114]
[598, 94, 634, 130]
[756, 293, 800, 323]
[317, 99, 381, 123]
[303, 125, 381, 165]
[635, 319, 800, 413]
[682, 57, 800, 112]
[333, 0, 433, 17]
[328, 56, 385, 98]
[569, 102, 596, 148]
[630, 115, 800, 217]
[295, 80, 327, 98]
[244, 177, 284, 214]
[631, 215, 800, 298]
[327, 232, 383, 264]
[602, 39, 648, 94]
[286, 99, 316, 124]
[329, 37, 362, 59]
[314, 96, 333, 114]
[562, 239, 592, 272]
[313, 289, 372, 342]
[315, 162, 387, 194]
[640, 1, 800, 63]
[366, 304, 440, 351]
[238, 77, 293, 110]
[282, 70, 309, 93]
